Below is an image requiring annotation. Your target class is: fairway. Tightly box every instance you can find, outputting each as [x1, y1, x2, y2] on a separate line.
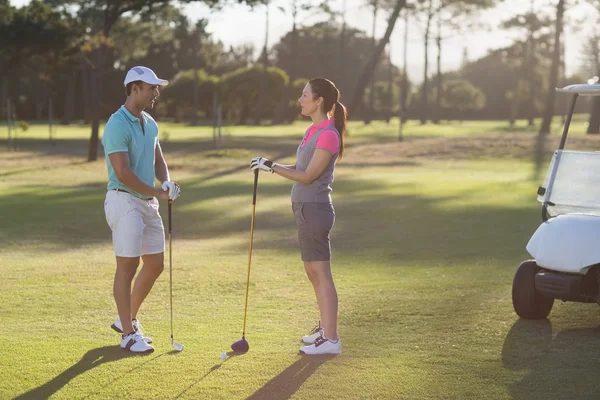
[2, 119, 600, 400]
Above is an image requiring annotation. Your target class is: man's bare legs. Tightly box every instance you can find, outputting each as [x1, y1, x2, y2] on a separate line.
[114, 256, 140, 335]
[131, 252, 164, 319]
[114, 253, 164, 335]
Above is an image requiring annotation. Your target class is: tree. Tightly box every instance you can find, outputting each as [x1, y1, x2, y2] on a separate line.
[433, 5, 443, 124]
[338, 0, 348, 84]
[582, 12, 600, 133]
[539, 0, 565, 135]
[432, 0, 494, 124]
[0, 1, 83, 124]
[159, 69, 219, 122]
[386, 42, 394, 123]
[47, 0, 263, 162]
[181, 19, 208, 126]
[364, 0, 379, 125]
[252, 0, 271, 125]
[0, 1, 15, 92]
[347, 0, 407, 118]
[0, 1, 82, 77]
[415, 0, 435, 125]
[459, 50, 516, 119]
[438, 78, 486, 120]
[399, 7, 411, 126]
[501, 4, 552, 126]
[413, 0, 495, 125]
[271, 0, 316, 125]
[220, 65, 288, 124]
[272, 21, 402, 118]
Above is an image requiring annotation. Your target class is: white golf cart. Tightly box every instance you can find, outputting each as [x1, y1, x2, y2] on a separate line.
[513, 83, 600, 319]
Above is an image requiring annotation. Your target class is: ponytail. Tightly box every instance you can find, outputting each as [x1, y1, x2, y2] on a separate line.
[334, 101, 346, 160]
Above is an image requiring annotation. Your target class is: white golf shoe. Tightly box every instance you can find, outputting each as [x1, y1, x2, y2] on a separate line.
[300, 332, 342, 355]
[302, 322, 324, 344]
[120, 331, 154, 354]
[111, 317, 153, 344]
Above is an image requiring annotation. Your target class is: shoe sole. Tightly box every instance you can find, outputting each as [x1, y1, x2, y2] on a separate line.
[121, 337, 155, 354]
[299, 349, 341, 355]
[120, 347, 155, 354]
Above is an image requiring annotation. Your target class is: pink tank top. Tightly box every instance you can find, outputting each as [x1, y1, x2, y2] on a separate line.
[301, 119, 340, 154]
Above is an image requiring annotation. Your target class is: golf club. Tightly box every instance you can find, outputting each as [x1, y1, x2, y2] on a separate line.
[169, 201, 184, 352]
[231, 169, 259, 354]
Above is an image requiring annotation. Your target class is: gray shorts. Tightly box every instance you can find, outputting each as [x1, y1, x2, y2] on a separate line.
[292, 202, 335, 262]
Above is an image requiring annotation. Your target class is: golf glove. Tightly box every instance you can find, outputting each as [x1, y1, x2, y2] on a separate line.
[161, 181, 181, 201]
[250, 157, 274, 173]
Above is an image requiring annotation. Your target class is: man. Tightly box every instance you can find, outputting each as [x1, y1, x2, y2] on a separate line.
[102, 66, 180, 354]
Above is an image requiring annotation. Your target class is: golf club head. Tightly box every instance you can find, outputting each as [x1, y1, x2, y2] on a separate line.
[231, 337, 249, 354]
[172, 342, 184, 352]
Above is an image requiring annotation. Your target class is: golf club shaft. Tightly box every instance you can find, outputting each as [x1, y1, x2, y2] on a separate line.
[169, 201, 174, 344]
[242, 170, 259, 336]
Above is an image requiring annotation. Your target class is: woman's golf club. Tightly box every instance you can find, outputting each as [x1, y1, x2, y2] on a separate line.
[169, 201, 184, 352]
[231, 169, 259, 354]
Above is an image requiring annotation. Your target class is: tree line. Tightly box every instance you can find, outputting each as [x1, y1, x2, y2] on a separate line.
[2, 0, 598, 161]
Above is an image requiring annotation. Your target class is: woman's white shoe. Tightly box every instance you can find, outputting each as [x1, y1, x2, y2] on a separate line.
[300, 333, 341, 355]
[111, 317, 153, 344]
[120, 331, 154, 354]
[302, 323, 324, 344]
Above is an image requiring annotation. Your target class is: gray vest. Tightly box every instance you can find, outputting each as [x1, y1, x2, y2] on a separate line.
[291, 126, 340, 203]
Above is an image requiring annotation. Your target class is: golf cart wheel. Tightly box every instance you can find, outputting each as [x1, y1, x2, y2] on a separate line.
[512, 260, 554, 319]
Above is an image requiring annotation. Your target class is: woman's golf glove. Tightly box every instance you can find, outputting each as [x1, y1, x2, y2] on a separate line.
[250, 157, 275, 173]
[161, 181, 181, 201]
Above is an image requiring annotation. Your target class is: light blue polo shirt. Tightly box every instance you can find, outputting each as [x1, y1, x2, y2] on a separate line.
[101, 105, 160, 199]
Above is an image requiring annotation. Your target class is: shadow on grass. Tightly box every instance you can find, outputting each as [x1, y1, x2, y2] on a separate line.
[12, 345, 162, 400]
[0, 135, 302, 160]
[0, 176, 392, 248]
[173, 351, 241, 399]
[502, 319, 600, 400]
[0, 133, 547, 266]
[496, 125, 538, 133]
[173, 361, 225, 399]
[0, 169, 543, 267]
[170, 353, 333, 399]
[245, 354, 336, 400]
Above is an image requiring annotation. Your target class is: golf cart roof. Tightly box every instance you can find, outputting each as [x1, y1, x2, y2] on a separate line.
[556, 84, 600, 95]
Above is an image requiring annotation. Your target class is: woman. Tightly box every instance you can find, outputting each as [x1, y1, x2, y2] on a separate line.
[250, 77, 346, 355]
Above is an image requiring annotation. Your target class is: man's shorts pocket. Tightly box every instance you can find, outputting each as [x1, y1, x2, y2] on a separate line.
[104, 191, 133, 231]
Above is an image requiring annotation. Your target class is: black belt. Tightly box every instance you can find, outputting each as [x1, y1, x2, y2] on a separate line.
[112, 188, 153, 201]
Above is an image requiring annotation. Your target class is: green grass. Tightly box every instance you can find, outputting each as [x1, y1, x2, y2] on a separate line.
[1, 120, 600, 399]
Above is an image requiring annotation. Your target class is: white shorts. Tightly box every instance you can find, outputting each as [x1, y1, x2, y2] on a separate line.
[104, 190, 165, 257]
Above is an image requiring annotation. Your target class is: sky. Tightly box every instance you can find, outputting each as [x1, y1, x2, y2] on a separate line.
[10, 0, 599, 83]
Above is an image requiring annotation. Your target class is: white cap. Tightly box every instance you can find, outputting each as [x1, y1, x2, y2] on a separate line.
[123, 66, 168, 87]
